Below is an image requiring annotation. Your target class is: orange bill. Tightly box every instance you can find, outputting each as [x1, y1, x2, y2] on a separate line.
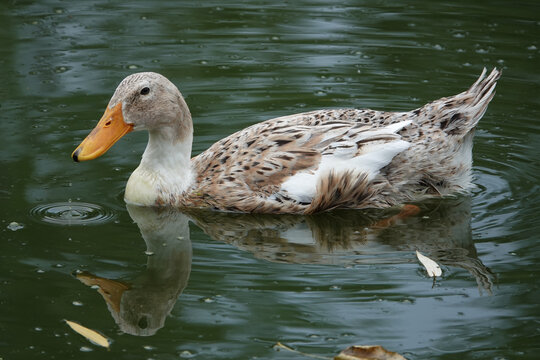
[72, 103, 133, 162]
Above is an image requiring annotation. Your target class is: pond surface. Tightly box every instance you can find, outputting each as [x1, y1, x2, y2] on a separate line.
[1, 1, 539, 359]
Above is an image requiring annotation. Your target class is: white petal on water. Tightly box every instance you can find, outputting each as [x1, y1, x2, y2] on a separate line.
[416, 251, 442, 277]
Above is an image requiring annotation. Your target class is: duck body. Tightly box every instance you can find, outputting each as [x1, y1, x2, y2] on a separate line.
[73, 68, 501, 214]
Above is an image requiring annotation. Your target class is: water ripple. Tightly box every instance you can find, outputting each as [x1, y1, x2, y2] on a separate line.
[30, 202, 116, 226]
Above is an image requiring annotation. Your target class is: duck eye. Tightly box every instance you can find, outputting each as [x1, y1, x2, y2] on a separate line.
[140, 87, 150, 95]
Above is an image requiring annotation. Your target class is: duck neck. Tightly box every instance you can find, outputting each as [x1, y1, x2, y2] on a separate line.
[142, 127, 193, 176]
[125, 125, 194, 206]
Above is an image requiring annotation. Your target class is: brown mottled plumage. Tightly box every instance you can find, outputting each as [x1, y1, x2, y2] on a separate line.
[72, 68, 501, 214]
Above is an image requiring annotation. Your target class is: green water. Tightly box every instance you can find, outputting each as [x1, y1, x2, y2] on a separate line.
[1, 1, 539, 359]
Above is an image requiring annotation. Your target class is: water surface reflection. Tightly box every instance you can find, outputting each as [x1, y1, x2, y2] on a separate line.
[76, 197, 493, 336]
[76, 205, 192, 336]
[188, 197, 493, 291]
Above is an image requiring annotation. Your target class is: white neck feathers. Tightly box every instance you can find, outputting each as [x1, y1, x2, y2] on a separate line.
[125, 127, 194, 206]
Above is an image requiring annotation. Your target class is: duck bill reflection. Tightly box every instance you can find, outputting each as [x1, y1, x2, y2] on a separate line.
[72, 103, 133, 162]
[76, 205, 193, 336]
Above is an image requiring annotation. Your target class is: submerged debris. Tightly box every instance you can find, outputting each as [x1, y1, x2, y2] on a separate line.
[7, 221, 24, 231]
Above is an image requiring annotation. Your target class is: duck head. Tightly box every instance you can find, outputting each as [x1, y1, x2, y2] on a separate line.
[72, 72, 191, 162]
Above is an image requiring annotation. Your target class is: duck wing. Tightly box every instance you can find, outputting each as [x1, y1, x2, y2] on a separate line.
[191, 109, 411, 213]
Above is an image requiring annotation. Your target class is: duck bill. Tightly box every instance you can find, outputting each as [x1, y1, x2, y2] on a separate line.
[72, 103, 133, 162]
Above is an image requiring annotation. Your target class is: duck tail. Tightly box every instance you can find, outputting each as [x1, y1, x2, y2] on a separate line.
[416, 68, 501, 137]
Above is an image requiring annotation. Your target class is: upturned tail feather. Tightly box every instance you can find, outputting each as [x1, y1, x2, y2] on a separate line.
[415, 68, 501, 137]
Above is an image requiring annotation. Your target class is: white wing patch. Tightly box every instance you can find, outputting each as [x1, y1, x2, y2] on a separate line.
[280, 120, 411, 203]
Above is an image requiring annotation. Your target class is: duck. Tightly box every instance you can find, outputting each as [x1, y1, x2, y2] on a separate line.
[72, 68, 501, 214]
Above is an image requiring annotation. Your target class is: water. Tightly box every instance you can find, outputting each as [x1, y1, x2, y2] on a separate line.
[1, 1, 539, 359]
[30, 202, 116, 226]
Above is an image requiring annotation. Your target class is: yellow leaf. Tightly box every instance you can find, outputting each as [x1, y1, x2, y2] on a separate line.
[415, 250, 442, 277]
[64, 320, 111, 349]
[334, 345, 407, 360]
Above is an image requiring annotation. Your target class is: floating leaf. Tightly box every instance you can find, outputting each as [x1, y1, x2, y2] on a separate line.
[274, 342, 331, 359]
[273, 342, 406, 360]
[64, 320, 111, 349]
[416, 250, 442, 277]
[334, 345, 407, 360]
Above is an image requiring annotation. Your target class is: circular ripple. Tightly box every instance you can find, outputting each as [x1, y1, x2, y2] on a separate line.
[30, 202, 116, 226]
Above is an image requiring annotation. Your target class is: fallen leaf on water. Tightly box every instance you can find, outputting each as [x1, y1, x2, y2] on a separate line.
[64, 320, 111, 349]
[416, 250, 442, 277]
[274, 342, 406, 360]
[274, 342, 331, 359]
[334, 345, 407, 360]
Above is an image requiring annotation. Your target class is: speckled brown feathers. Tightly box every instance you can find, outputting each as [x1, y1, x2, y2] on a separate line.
[304, 170, 374, 214]
[184, 110, 403, 213]
[412, 67, 500, 137]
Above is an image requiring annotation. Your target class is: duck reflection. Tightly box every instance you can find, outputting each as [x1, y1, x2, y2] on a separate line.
[76, 205, 192, 336]
[76, 197, 493, 336]
[185, 197, 493, 291]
